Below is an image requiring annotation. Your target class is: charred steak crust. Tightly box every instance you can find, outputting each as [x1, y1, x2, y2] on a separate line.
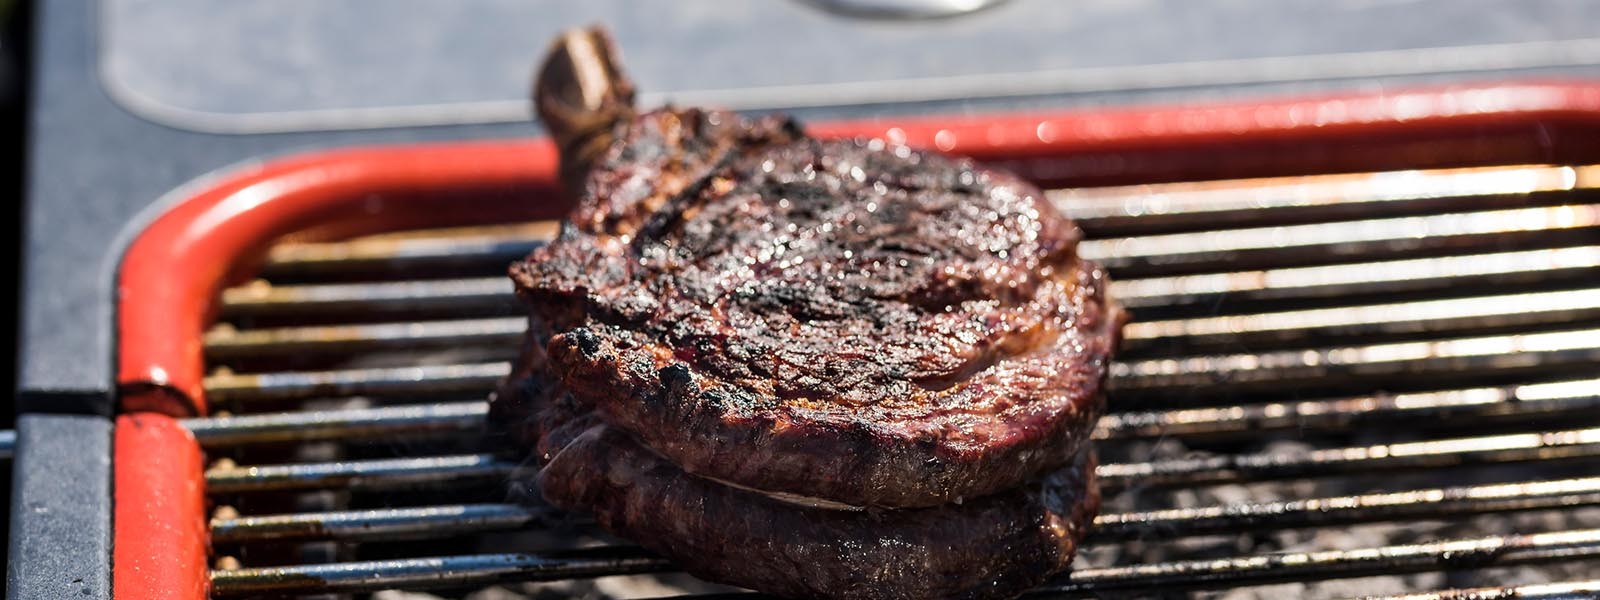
[537, 418, 1100, 600]
[510, 107, 1122, 508]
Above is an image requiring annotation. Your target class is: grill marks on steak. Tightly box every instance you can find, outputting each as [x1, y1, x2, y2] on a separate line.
[512, 107, 1118, 508]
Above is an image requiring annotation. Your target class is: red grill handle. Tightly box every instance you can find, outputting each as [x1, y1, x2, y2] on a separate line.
[113, 414, 208, 600]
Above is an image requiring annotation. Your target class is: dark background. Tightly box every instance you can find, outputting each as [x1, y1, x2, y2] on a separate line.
[1, 0, 30, 567]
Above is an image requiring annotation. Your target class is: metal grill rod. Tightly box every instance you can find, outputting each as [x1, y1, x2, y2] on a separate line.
[1092, 475, 1600, 540]
[178, 378, 1600, 446]
[219, 277, 517, 319]
[200, 326, 1600, 403]
[258, 221, 559, 280]
[1052, 164, 1593, 232]
[245, 208, 1600, 296]
[208, 475, 1600, 544]
[204, 317, 524, 359]
[1344, 580, 1600, 600]
[203, 287, 1600, 359]
[209, 549, 664, 597]
[215, 246, 1600, 321]
[210, 504, 538, 544]
[1096, 426, 1600, 489]
[205, 362, 510, 403]
[247, 164, 1597, 280]
[1112, 326, 1600, 397]
[1078, 205, 1600, 278]
[206, 528, 1600, 597]
[1097, 378, 1600, 440]
[1041, 528, 1600, 596]
[1121, 287, 1600, 355]
[204, 454, 518, 494]
[203, 426, 1600, 494]
[0, 429, 15, 460]
[1116, 246, 1600, 314]
[644, 580, 1600, 600]
[184, 401, 488, 447]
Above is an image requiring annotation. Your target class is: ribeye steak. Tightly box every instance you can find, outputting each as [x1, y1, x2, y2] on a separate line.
[492, 26, 1124, 600]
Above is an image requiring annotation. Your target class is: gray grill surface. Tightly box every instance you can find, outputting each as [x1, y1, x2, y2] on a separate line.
[192, 164, 1600, 598]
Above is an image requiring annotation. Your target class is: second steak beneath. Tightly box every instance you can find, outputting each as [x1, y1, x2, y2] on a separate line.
[511, 107, 1121, 508]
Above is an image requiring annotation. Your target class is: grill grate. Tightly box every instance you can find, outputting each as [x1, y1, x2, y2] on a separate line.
[193, 164, 1600, 598]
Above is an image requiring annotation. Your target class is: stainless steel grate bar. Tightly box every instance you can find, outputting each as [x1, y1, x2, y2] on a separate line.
[215, 247, 1600, 323]
[246, 165, 1599, 281]
[1097, 427, 1600, 489]
[1122, 288, 1600, 355]
[204, 454, 518, 494]
[246, 206, 1600, 284]
[206, 528, 1600, 597]
[178, 378, 1600, 446]
[207, 475, 1600, 544]
[1097, 378, 1600, 440]
[201, 327, 1600, 403]
[219, 277, 517, 319]
[1077, 205, 1600, 278]
[205, 288, 1600, 359]
[1052, 164, 1595, 233]
[184, 401, 489, 447]
[1112, 327, 1600, 397]
[258, 222, 559, 280]
[209, 549, 665, 597]
[1115, 246, 1600, 313]
[1342, 580, 1600, 600]
[1040, 528, 1600, 596]
[204, 317, 525, 358]
[210, 503, 538, 544]
[1091, 476, 1600, 540]
[204, 426, 1600, 495]
[0, 429, 15, 461]
[205, 362, 511, 403]
[203, 329, 1600, 404]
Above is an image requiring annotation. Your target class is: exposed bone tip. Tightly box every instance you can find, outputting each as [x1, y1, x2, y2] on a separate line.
[533, 25, 637, 188]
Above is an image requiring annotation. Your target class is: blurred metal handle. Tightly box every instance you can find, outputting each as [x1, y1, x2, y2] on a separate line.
[794, 0, 1012, 21]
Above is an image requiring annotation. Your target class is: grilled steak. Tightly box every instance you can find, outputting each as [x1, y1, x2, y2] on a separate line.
[493, 26, 1122, 599]
[540, 411, 1100, 600]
